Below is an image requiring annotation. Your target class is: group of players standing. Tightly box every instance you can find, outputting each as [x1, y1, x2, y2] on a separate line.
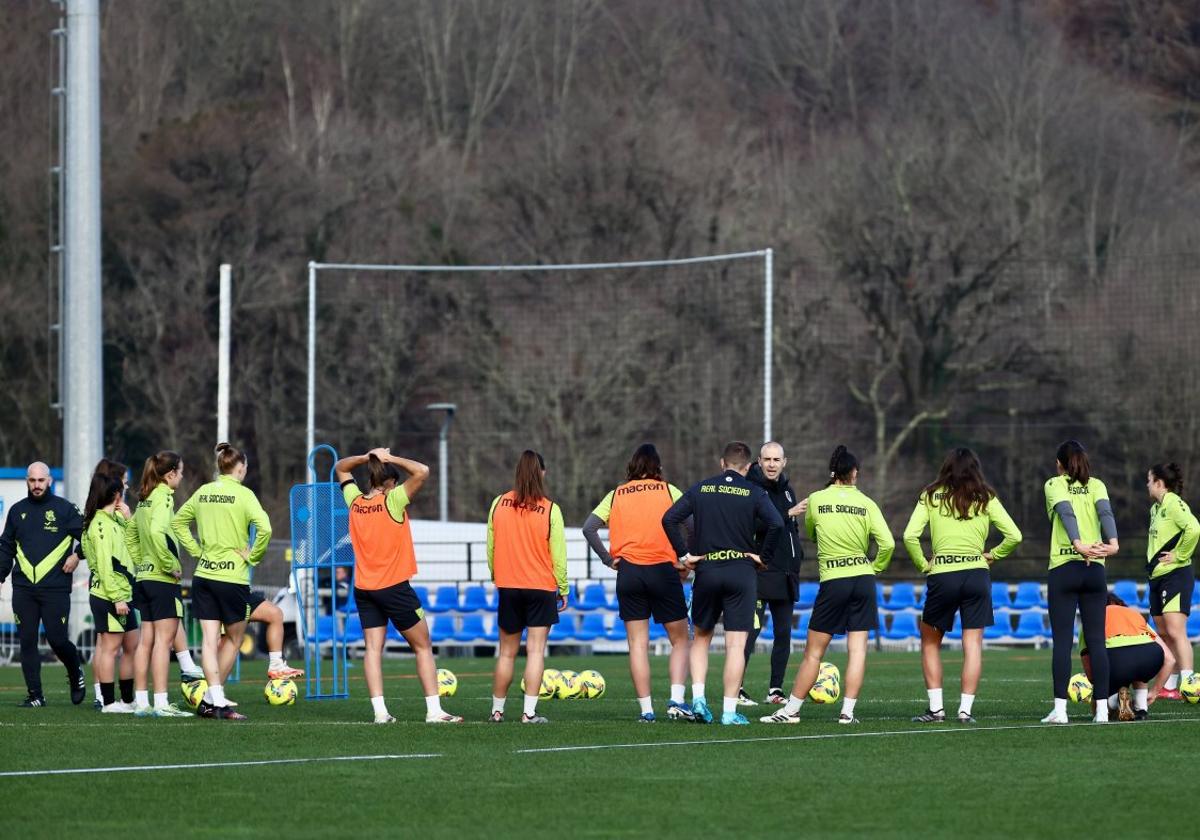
[1, 436, 1195, 726]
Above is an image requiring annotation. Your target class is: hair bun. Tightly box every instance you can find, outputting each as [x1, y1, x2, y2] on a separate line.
[215, 442, 232, 454]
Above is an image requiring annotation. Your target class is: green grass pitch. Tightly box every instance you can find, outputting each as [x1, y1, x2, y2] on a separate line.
[1, 649, 1196, 838]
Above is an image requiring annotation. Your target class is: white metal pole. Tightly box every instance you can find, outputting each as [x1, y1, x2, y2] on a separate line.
[438, 424, 449, 522]
[306, 262, 317, 458]
[217, 264, 231, 444]
[62, 0, 102, 509]
[763, 247, 774, 443]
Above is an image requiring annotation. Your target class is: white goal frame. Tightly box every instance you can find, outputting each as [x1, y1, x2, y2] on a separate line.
[305, 249, 775, 457]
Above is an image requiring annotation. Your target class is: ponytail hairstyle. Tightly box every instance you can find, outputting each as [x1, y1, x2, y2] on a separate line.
[94, 458, 129, 484]
[827, 445, 859, 486]
[923, 447, 995, 520]
[1056, 440, 1090, 486]
[83, 472, 124, 531]
[140, 450, 182, 499]
[1106, 591, 1127, 607]
[1149, 462, 1184, 497]
[512, 450, 547, 509]
[367, 453, 402, 490]
[626, 443, 664, 482]
[215, 442, 246, 475]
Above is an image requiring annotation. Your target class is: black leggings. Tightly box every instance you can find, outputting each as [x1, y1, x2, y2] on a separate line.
[12, 587, 81, 696]
[744, 598, 795, 690]
[1048, 563, 1108, 701]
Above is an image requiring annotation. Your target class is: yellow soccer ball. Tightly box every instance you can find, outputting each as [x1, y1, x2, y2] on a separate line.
[264, 678, 298, 706]
[808, 662, 841, 704]
[577, 669, 606, 699]
[557, 670, 582, 699]
[437, 668, 458, 697]
[1180, 672, 1200, 704]
[1067, 673, 1093, 704]
[522, 668, 561, 700]
[181, 678, 208, 709]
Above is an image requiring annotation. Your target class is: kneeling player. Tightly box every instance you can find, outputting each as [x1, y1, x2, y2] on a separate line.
[335, 449, 461, 724]
[584, 444, 692, 722]
[1083, 594, 1175, 721]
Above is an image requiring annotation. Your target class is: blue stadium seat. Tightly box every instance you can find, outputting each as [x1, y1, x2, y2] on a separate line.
[883, 612, 920, 640]
[335, 591, 357, 614]
[607, 588, 620, 610]
[575, 613, 608, 641]
[305, 615, 336, 643]
[648, 621, 667, 641]
[605, 621, 628, 642]
[1192, 584, 1200, 606]
[991, 582, 1012, 610]
[946, 615, 963, 641]
[1011, 582, 1046, 610]
[565, 584, 583, 610]
[386, 623, 405, 643]
[796, 582, 819, 610]
[984, 613, 1012, 640]
[577, 583, 609, 611]
[1187, 611, 1200, 641]
[549, 616, 576, 642]
[428, 615, 452, 643]
[794, 611, 811, 636]
[1111, 579, 1140, 608]
[425, 585, 460, 613]
[885, 582, 916, 611]
[453, 614, 489, 642]
[343, 614, 364, 644]
[411, 585, 430, 608]
[1011, 611, 1047, 640]
[460, 585, 490, 612]
[876, 581, 886, 606]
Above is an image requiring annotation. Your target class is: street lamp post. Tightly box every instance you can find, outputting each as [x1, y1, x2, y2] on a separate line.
[426, 403, 456, 522]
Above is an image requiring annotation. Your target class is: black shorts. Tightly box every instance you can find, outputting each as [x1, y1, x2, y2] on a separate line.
[355, 581, 425, 633]
[691, 559, 757, 632]
[922, 568, 993, 631]
[496, 588, 559, 633]
[246, 588, 266, 615]
[132, 580, 183, 623]
[1148, 567, 1194, 616]
[191, 577, 252, 625]
[810, 575, 879, 635]
[1107, 642, 1165, 688]
[616, 562, 688, 624]
[90, 594, 138, 634]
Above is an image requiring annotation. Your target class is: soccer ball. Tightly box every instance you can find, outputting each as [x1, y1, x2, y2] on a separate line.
[1067, 673, 1093, 704]
[522, 668, 561, 700]
[557, 670, 583, 699]
[180, 678, 207, 710]
[1181, 672, 1200, 704]
[264, 678, 298, 706]
[437, 668, 458, 697]
[808, 662, 841, 704]
[577, 669, 606, 699]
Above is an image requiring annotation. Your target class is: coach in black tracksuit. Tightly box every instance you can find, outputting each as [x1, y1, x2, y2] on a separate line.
[741, 444, 806, 704]
[0, 462, 87, 706]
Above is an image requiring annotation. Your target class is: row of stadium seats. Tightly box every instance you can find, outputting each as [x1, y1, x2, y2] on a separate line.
[335, 578, 1200, 615]
[308, 605, 1200, 648]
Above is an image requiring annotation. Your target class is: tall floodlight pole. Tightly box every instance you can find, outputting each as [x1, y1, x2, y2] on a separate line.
[217, 264, 232, 443]
[426, 403, 456, 522]
[62, 0, 103, 508]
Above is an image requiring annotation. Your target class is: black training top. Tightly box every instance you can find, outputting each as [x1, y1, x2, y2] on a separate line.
[662, 469, 783, 564]
[0, 493, 84, 591]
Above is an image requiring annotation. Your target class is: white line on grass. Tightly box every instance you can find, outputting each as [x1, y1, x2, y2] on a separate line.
[0, 753, 441, 778]
[515, 717, 1200, 754]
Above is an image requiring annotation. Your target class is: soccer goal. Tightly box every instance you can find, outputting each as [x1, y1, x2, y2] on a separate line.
[304, 250, 774, 525]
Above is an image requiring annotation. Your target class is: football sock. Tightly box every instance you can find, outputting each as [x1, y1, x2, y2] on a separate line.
[638, 696, 653, 715]
[100, 682, 115, 706]
[523, 694, 539, 718]
[691, 682, 705, 702]
[1181, 669, 1194, 682]
[209, 684, 227, 707]
[491, 696, 506, 715]
[94, 681, 102, 700]
[782, 695, 804, 715]
[153, 692, 169, 710]
[1165, 673, 1180, 690]
[269, 651, 285, 669]
[119, 679, 134, 704]
[670, 684, 685, 704]
[722, 696, 737, 715]
[1094, 703, 1109, 722]
[1053, 698, 1067, 716]
[425, 695, 442, 716]
[927, 688, 943, 712]
[176, 650, 197, 673]
[135, 690, 149, 708]
[841, 697, 857, 717]
[370, 695, 388, 716]
[1107, 693, 1119, 710]
[1133, 688, 1148, 710]
[958, 693, 975, 715]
